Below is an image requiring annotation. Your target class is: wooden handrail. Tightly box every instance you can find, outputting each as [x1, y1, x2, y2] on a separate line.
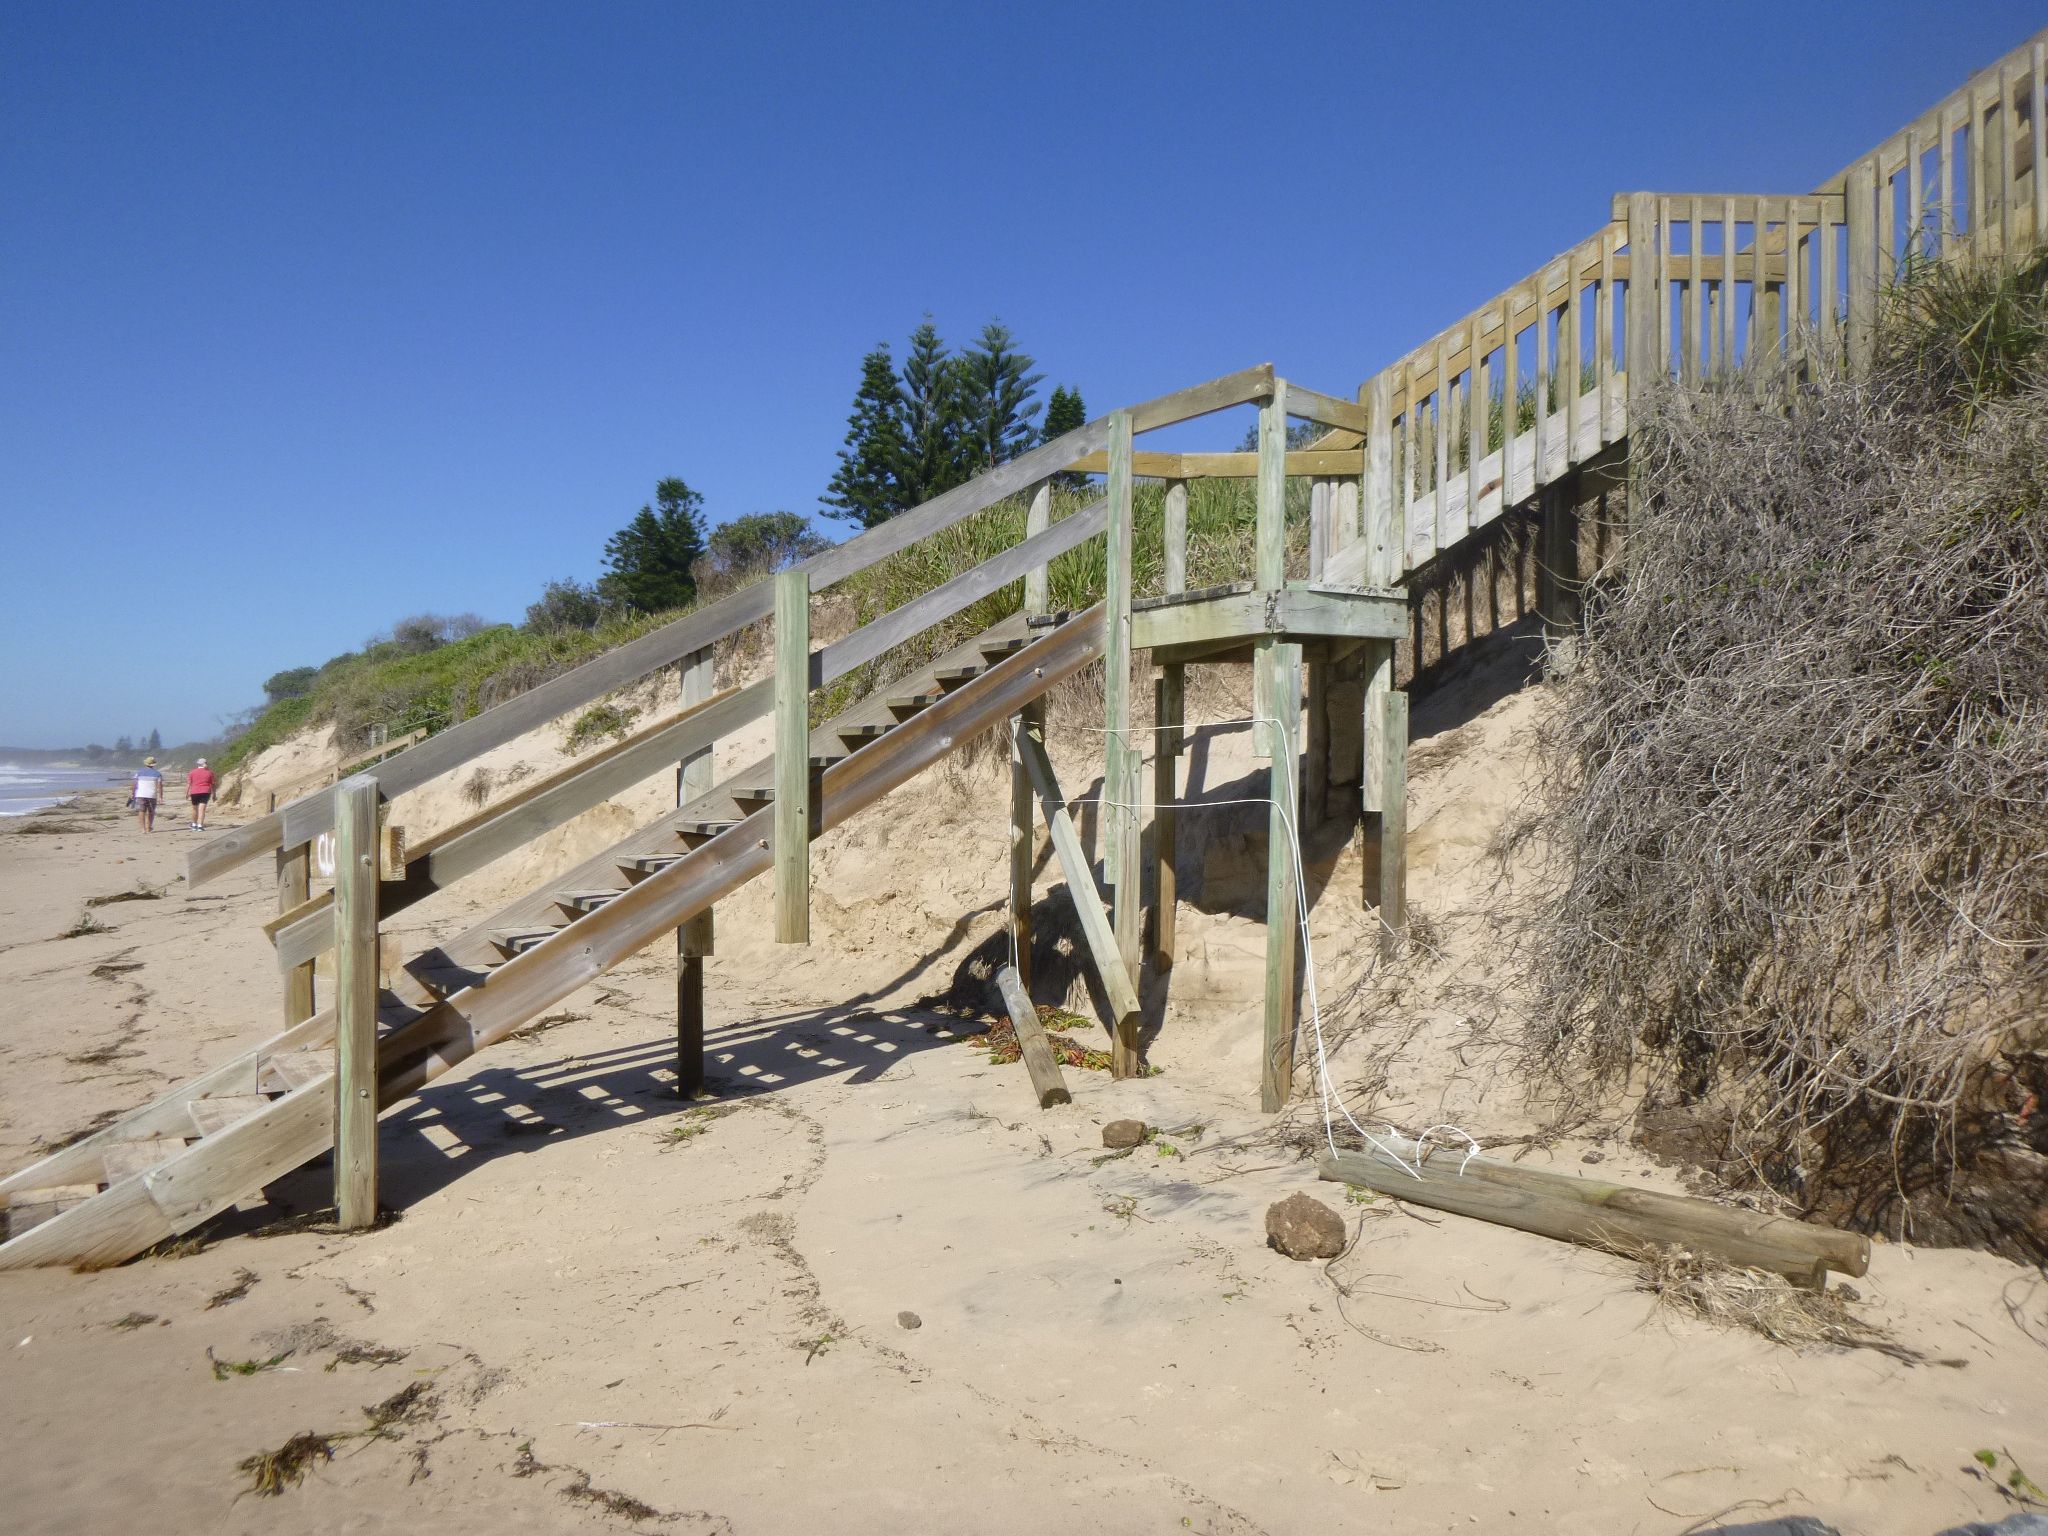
[187, 365, 1276, 889]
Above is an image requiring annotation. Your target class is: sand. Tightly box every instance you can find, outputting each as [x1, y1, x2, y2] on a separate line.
[3, 652, 2044, 1534]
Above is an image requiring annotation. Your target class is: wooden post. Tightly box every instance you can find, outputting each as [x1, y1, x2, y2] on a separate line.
[676, 646, 715, 1097]
[995, 963, 1071, 1109]
[1152, 668, 1182, 972]
[1626, 193, 1660, 412]
[1162, 478, 1187, 598]
[1846, 158, 1879, 374]
[1112, 739, 1142, 1014]
[276, 842, 315, 1025]
[332, 775, 379, 1230]
[1364, 371, 1398, 587]
[1008, 700, 1041, 991]
[1254, 379, 1288, 756]
[1539, 479, 1581, 641]
[773, 567, 810, 945]
[1102, 411, 1135, 887]
[1023, 480, 1052, 616]
[1377, 685, 1408, 957]
[1261, 641, 1302, 1112]
[1308, 477, 1330, 580]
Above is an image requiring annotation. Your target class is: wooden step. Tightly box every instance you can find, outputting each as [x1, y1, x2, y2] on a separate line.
[618, 854, 682, 880]
[886, 692, 942, 719]
[553, 889, 622, 916]
[187, 1095, 273, 1138]
[491, 927, 560, 957]
[838, 723, 890, 749]
[1025, 609, 1073, 630]
[99, 1138, 189, 1184]
[677, 819, 737, 839]
[933, 665, 984, 690]
[257, 1051, 329, 1094]
[3, 1183, 101, 1241]
[978, 636, 1030, 662]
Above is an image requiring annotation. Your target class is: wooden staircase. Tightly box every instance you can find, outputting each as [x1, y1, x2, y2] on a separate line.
[0, 608, 1103, 1270]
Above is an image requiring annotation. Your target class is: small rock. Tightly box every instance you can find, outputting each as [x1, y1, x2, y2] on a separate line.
[896, 1311, 922, 1331]
[1101, 1119, 1148, 1149]
[1580, 1150, 1604, 1164]
[1265, 1193, 1347, 1260]
[1834, 1283, 1861, 1303]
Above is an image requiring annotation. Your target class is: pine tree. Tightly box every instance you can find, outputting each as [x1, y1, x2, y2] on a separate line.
[1042, 385, 1088, 486]
[599, 478, 706, 614]
[895, 319, 971, 509]
[823, 345, 912, 529]
[145, 728, 162, 752]
[958, 321, 1043, 472]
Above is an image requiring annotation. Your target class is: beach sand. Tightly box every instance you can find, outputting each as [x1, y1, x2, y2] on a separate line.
[1, 660, 2043, 1535]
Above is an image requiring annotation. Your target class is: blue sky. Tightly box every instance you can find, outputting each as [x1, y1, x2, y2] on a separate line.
[1, 1, 2038, 747]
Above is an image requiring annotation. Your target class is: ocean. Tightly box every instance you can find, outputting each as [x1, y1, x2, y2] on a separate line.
[0, 762, 127, 817]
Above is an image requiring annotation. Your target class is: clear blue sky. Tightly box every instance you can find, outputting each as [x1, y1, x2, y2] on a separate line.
[2, 1, 2038, 747]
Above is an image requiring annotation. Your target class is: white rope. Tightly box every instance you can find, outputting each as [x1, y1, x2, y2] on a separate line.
[1005, 709, 1482, 1178]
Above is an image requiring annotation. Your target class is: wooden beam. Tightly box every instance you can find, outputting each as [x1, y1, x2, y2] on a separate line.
[1378, 686, 1408, 956]
[995, 963, 1071, 1108]
[1130, 587, 1407, 652]
[1126, 362, 1274, 434]
[1317, 1139, 1870, 1283]
[773, 568, 810, 944]
[276, 842, 314, 1025]
[1261, 641, 1302, 1112]
[1284, 383, 1371, 434]
[1013, 716, 1143, 1055]
[1103, 412, 1134, 895]
[1152, 667, 1182, 972]
[1162, 479, 1188, 596]
[1023, 481, 1051, 616]
[1008, 701, 1040, 993]
[1062, 447, 1364, 478]
[676, 647, 714, 1098]
[332, 776, 379, 1230]
[1846, 158, 1879, 371]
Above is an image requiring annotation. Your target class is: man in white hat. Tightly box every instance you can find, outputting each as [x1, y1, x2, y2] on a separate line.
[132, 756, 163, 833]
[186, 757, 216, 830]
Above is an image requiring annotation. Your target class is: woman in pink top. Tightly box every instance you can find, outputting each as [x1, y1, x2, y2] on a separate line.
[186, 758, 216, 830]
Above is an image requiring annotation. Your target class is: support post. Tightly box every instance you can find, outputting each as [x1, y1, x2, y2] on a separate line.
[1162, 478, 1188, 598]
[1261, 641, 1302, 1112]
[676, 646, 715, 1097]
[1102, 410, 1134, 886]
[1151, 667, 1182, 971]
[332, 774, 380, 1230]
[1377, 685, 1408, 958]
[1008, 700, 1042, 991]
[1538, 479, 1582, 642]
[773, 568, 810, 944]
[1111, 739, 1143, 1052]
[1254, 379, 1288, 757]
[1845, 157, 1879, 374]
[1023, 480, 1052, 617]
[995, 963, 1071, 1109]
[1625, 192, 1659, 411]
[1365, 371, 1399, 588]
[276, 842, 315, 1026]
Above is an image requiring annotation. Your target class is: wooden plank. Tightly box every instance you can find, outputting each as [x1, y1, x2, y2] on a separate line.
[1152, 667, 1182, 972]
[1364, 371, 1398, 586]
[1126, 363, 1274, 435]
[333, 775, 379, 1229]
[1308, 477, 1330, 580]
[1378, 687, 1408, 956]
[1008, 701, 1041, 992]
[676, 647, 714, 1098]
[1597, 231, 1616, 438]
[1565, 249, 1583, 454]
[1686, 206, 1703, 383]
[1317, 1139, 1870, 1283]
[1657, 198, 1674, 378]
[995, 963, 1071, 1108]
[773, 568, 810, 945]
[1111, 738, 1142, 1077]
[1013, 717, 1143, 1034]
[1721, 196, 1736, 374]
[1431, 341, 1450, 536]
[1023, 481, 1051, 615]
[1103, 412, 1134, 889]
[1261, 641, 1301, 1112]
[277, 842, 314, 1025]
[1625, 193, 1659, 407]
[1162, 479, 1188, 596]
[1255, 381, 1288, 590]
[1061, 448, 1364, 478]
[2035, 42, 2047, 247]
[1130, 587, 1405, 652]
[1284, 382, 1370, 434]
[1846, 159, 1879, 371]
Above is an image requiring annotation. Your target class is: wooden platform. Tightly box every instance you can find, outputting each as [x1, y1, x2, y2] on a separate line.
[1130, 581, 1406, 665]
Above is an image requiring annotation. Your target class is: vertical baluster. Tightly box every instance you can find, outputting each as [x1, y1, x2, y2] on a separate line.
[1432, 341, 1449, 550]
[2003, 65, 2019, 254]
[1940, 110, 1958, 254]
[2034, 42, 2047, 250]
[1597, 229, 1615, 441]
[1565, 244, 1583, 460]
[1721, 197, 1736, 377]
[1907, 127, 1924, 265]
[1819, 203, 1839, 363]
[1847, 159, 1878, 372]
[1366, 371, 1398, 586]
[1468, 320, 1486, 527]
[1688, 203, 1704, 384]
[1502, 300, 1521, 504]
[1534, 278, 1551, 486]
[1971, 92, 1987, 250]
[1399, 367, 1416, 567]
[1786, 199, 1804, 372]
[1658, 199, 1673, 379]
[1878, 162, 1896, 283]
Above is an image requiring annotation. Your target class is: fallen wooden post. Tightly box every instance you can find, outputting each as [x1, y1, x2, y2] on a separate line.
[994, 964, 1071, 1109]
[1317, 1137, 1869, 1284]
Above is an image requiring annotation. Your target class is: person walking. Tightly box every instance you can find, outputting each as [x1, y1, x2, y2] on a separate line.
[132, 756, 164, 833]
[186, 757, 215, 830]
